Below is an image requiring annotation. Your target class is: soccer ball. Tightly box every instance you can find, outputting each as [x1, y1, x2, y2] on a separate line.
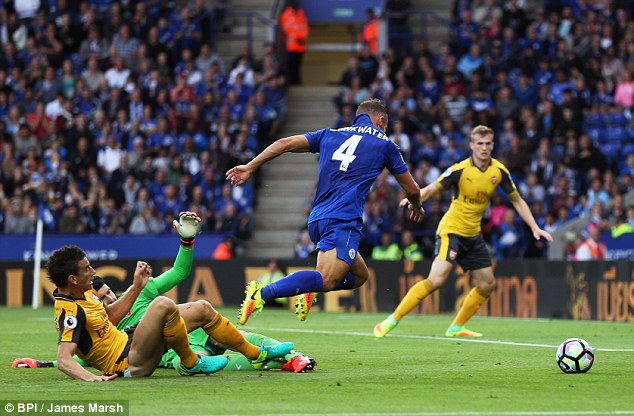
[556, 338, 594, 373]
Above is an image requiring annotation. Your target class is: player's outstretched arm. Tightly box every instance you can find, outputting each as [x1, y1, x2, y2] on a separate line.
[12, 358, 54, 368]
[226, 135, 310, 186]
[12, 355, 87, 369]
[57, 342, 116, 381]
[510, 196, 553, 242]
[106, 261, 152, 325]
[147, 212, 202, 294]
[419, 182, 442, 202]
[399, 182, 442, 208]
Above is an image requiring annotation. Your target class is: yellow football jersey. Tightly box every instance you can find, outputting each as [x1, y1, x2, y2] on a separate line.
[434, 157, 519, 237]
[54, 289, 129, 375]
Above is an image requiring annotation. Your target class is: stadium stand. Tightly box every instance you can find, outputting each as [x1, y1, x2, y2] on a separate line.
[0, 0, 284, 255]
[327, 0, 634, 260]
[2, 0, 633, 263]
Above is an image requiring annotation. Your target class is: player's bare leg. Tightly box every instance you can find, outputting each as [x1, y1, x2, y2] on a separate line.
[315, 248, 353, 291]
[471, 267, 495, 292]
[426, 259, 454, 287]
[128, 297, 190, 376]
[177, 300, 215, 331]
[349, 253, 369, 289]
[128, 297, 226, 376]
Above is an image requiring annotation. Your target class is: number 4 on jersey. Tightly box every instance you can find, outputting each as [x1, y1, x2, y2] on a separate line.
[332, 135, 362, 171]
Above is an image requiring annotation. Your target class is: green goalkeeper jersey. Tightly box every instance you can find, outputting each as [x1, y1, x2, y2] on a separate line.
[116, 245, 193, 329]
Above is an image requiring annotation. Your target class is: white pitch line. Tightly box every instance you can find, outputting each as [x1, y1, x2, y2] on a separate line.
[250, 327, 634, 353]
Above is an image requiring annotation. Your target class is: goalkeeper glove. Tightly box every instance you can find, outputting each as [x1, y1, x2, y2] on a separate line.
[172, 211, 201, 247]
[12, 358, 55, 368]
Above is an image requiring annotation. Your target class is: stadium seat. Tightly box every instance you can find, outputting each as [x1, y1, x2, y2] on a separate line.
[600, 143, 621, 163]
[584, 113, 606, 129]
[622, 143, 634, 156]
[606, 112, 628, 127]
[603, 127, 627, 143]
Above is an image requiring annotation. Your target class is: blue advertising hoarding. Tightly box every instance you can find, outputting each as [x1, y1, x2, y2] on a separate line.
[0, 234, 224, 261]
[298, 0, 384, 22]
[602, 232, 634, 260]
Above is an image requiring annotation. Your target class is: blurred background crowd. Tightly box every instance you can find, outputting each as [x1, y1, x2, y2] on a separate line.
[0, 0, 632, 261]
[341, 0, 634, 261]
[0, 0, 285, 249]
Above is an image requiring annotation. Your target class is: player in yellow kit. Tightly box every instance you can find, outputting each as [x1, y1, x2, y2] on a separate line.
[374, 125, 553, 338]
[49, 249, 223, 380]
[47, 212, 293, 381]
[15, 213, 305, 374]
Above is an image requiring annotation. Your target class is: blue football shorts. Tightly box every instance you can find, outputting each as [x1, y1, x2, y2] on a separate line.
[308, 218, 362, 267]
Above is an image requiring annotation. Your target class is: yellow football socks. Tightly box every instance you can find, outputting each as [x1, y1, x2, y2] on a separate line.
[203, 313, 259, 360]
[452, 287, 489, 327]
[394, 279, 437, 321]
[163, 309, 198, 368]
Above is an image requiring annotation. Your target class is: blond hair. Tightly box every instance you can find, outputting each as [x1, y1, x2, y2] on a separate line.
[470, 125, 494, 141]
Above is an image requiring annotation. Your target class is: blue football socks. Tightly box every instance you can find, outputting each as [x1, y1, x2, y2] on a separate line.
[261, 270, 324, 301]
[333, 272, 356, 290]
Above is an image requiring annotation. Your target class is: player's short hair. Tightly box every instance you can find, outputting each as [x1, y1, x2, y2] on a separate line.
[356, 98, 387, 118]
[470, 125, 494, 141]
[47, 245, 87, 288]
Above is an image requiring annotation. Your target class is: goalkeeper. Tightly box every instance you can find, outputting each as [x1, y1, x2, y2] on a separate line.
[13, 212, 309, 373]
[159, 328, 315, 373]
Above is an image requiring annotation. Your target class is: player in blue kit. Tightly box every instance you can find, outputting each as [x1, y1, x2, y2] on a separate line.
[226, 98, 425, 324]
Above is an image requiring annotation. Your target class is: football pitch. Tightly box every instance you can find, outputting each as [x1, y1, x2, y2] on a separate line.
[1, 306, 633, 416]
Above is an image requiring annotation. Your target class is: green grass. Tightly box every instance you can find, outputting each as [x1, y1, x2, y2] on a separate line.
[1, 306, 633, 416]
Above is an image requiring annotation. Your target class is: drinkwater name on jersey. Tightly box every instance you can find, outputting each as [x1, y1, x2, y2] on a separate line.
[335, 126, 388, 140]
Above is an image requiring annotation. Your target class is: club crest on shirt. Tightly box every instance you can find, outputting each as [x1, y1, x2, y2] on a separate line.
[348, 249, 356, 259]
[491, 176, 497, 184]
[64, 315, 78, 329]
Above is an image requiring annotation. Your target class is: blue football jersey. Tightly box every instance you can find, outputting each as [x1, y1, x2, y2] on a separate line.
[305, 113, 408, 223]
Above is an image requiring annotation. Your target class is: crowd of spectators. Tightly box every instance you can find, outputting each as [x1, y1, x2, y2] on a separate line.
[332, 0, 634, 260]
[0, 0, 287, 254]
[3, 0, 633, 262]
